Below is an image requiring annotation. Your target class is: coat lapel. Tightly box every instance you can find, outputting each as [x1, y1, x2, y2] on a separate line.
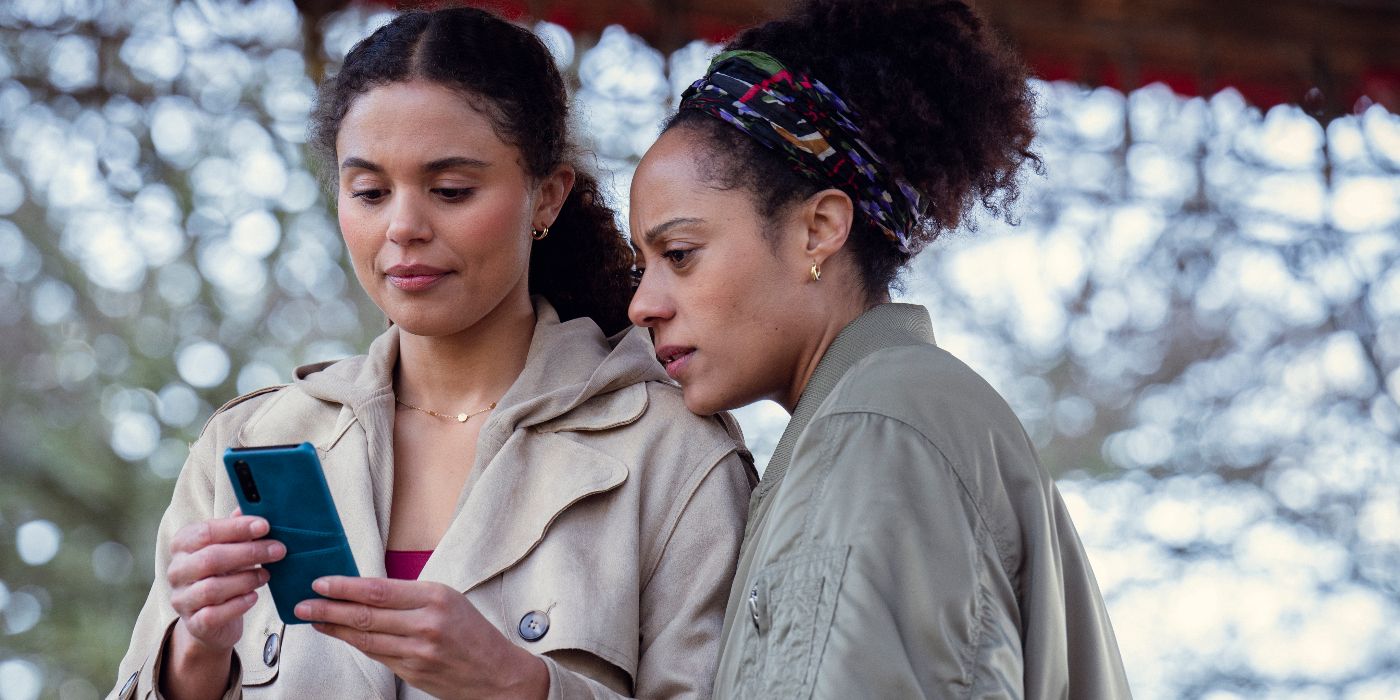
[418, 429, 627, 594]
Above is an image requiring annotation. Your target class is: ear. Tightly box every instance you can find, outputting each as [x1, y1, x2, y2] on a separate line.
[800, 188, 855, 263]
[532, 164, 576, 229]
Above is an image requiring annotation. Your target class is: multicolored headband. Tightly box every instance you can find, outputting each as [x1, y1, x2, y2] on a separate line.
[678, 50, 926, 257]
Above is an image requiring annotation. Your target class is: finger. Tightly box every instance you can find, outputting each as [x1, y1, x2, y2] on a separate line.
[171, 516, 270, 554]
[311, 622, 422, 660]
[184, 591, 259, 640]
[294, 597, 423, 636]
[311, 577, 436, 610]
[173, 568, 270, 616]
[169, 540, 286, 587]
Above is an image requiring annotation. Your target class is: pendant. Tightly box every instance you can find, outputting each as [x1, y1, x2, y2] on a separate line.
[456, 413, 469, 423]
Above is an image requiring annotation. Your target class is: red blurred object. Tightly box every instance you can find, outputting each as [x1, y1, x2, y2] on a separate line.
[336, 0, 1400, 121]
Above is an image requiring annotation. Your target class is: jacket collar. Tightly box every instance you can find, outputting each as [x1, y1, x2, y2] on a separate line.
[293, 297, 666, 438]
[286, 297, 667, 592]
[757, 303, 935, 505]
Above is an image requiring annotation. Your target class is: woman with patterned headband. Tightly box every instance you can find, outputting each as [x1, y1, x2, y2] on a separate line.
[629, 0, 1132, 696]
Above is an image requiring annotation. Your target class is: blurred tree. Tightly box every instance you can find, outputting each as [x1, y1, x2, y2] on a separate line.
[1, 2, 1398, 699]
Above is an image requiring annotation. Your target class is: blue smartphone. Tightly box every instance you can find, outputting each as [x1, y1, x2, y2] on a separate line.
[222, 443, 359, 624]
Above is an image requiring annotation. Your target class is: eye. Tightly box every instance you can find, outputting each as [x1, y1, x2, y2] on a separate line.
[630, 266, 645, 285]
[433, 187, 474, 201]
[662, 248, 693, 266]
[349, 188, 387, 203]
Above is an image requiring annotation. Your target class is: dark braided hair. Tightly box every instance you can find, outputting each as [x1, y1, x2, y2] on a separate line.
[309, 8, 634, 334]
[668, 0, 1039, 300]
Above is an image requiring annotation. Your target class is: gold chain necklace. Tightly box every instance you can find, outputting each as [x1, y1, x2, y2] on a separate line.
[395, 397, 498, 423]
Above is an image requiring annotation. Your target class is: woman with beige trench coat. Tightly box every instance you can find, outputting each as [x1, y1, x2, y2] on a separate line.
[111, 8, 753, 699]
[628, 0, 1131, 697]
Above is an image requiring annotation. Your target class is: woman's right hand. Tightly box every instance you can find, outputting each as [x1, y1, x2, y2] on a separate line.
[167, 511, 286, 652]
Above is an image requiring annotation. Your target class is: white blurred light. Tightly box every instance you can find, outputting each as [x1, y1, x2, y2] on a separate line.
[48, 34, 98, 92]
[0, 170, 23, 215]
[156, 383, 200, 427]
[92, 541, 134, 584]
[120, 32, 185, 83]
[534, 21, 575, 68]
[110, 411, 161, 462]
[1, 590, 41, 635]
[176, 341, 231, 388]
[30, 278, 76, 325]
[150, 98, 199, 165]
[15, 520, 61, 565]
[239, 151, 288, 200]
[1330, 177, 1400, 232]
[157, 263, 202, 306]
[236, 361, 282, 395]
[731, 400, 790, 476]
[230, 209, 281, 258]
[0, 658, 42, 700]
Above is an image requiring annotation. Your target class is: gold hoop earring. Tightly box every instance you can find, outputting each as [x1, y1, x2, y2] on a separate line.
[810, 263, 822, 282]
[531, 226, 549, 241]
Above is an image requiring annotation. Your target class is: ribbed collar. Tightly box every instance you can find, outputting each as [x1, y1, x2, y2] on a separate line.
[754, 303, 935, 505]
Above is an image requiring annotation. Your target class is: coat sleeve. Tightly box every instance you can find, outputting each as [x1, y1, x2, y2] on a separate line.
[794, 411, 1027, 700]
[543, 445, 752, 699]
[108, 398, 272, 700]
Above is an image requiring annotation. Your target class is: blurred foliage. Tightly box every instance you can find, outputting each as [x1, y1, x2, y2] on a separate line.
[1, 1, 1399, 699]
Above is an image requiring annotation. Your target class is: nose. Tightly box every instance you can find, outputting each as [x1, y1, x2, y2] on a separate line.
[628, 270, 675, 328]
[385, 193, 432, 246]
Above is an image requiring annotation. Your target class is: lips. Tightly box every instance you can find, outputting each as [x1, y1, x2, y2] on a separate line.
[385, 263, 450, 292]
[654, 344, 695, 381]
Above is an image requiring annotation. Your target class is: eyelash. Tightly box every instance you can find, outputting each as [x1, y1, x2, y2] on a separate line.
[347, 188, 475, 203]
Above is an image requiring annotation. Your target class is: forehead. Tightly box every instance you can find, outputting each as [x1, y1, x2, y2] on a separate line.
[336, 81, 507, 159]
[633, 133, 736, 218]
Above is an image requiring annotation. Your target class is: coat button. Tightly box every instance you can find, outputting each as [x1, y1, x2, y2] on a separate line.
[748, 585, 761, 630]
[117, 671, 138, 700]
[263, 631, 281, 666]
[518, 610, 549, 642]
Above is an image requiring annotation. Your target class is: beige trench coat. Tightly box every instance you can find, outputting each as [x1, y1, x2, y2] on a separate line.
[110, 300, 756, 699]
[713, 303, 1131, 699]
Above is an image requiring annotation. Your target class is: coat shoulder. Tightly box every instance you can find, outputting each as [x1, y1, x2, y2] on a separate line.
[196, 384, 289, 442]
[822, 343, 1025, 445]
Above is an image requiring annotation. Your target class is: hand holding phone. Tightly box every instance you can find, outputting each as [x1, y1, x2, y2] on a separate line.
[222, 443, 359, 624]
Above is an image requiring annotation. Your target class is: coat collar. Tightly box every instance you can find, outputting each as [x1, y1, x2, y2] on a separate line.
[279, 297, 666, 593]
[756, 303, 935, 506]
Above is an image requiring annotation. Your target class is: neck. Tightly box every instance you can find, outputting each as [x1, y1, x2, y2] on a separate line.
[393, 295, 536, 413]
[776, 291, 880, 413]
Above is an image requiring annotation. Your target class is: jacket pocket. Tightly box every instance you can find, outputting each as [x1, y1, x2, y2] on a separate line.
[736, 546, 849, 700]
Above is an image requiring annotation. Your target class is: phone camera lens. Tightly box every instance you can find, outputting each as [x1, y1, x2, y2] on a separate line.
[233, 461, 261, 502]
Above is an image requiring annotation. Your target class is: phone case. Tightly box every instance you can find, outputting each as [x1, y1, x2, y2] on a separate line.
[222, 443, 360, 625]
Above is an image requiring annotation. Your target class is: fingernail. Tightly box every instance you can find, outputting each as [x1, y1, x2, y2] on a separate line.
[312, 578, 329, 594]
[249, 518, 268, 537]
[266, 541, 285, 559]
[294, 601, 312, 619]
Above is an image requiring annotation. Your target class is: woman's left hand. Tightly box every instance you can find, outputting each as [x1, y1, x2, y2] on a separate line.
[295, 577, 549, 700]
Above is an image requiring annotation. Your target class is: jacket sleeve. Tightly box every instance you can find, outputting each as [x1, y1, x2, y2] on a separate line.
[108, 405, 262, 700]
[543, 444, 751, 699]
[794, 411, 1027, 700]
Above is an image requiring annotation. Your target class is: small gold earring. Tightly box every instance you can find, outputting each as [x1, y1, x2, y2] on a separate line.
[809, 263, 822, 282]
[531, 226, 549, 241]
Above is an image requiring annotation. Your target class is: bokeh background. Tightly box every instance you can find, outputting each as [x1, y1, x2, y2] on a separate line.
[1, 1, 1399, 698]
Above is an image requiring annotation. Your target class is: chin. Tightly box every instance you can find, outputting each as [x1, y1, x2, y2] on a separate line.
[679, 381, 744, 417]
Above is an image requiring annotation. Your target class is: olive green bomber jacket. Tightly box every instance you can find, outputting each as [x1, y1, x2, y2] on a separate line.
[712, 303, 1131, 699]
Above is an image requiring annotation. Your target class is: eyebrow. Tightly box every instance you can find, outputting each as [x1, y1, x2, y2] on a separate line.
[641, 217, 705, 246]
[339, 156, 491, 173]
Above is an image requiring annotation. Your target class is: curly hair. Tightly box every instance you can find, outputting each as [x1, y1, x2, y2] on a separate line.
[308, 8, 634, 334]
[667, 0, 1039, 300]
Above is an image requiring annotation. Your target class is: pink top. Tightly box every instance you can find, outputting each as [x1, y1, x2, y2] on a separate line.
[384, 550, 433, 581]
